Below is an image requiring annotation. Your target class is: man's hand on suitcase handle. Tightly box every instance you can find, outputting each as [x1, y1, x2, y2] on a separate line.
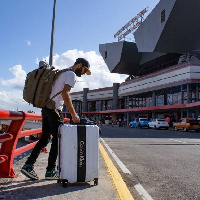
[72, 114, 80, 123]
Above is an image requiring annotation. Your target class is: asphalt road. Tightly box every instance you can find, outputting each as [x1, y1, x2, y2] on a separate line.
[100, 125, 200, 200]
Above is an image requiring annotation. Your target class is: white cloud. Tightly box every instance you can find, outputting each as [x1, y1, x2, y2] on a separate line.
[26, 40, 31, 46]
[46, 49, 128, 92]
[0, 49, 127, 113]
[1, 65, 26, 89]
[0, 90, 41, 114]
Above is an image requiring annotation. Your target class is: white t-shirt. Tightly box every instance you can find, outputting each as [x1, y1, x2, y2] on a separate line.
[49, 70, 76, 110]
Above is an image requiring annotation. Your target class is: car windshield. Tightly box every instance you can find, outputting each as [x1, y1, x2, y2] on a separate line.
[158, 119, 165, 122]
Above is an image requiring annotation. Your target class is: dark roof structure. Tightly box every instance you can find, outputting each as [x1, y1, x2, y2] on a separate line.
[99, 41, 142, 75]
[99, 0, 200, 76]
[134, 0, 200, 53]
[99, 41, 181, 76]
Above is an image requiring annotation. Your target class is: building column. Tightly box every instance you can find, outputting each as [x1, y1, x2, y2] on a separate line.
[181, 85, 184, 104]
[164, 93, 167, 105]
[186, 84, 190, 117]
[111, 114, 117, 125]
[195, 86, 200, 117]
[152, 91, 156, 118]
[152, 91, 156, 106]
[100, 100, 102, 111]
[152, 111, 156, 118]
[125, 96, 128, 109]
[196, 85, 199, 102]
[127, 96, 130, 109]
[113, 83, 120, 110]
[126, 96, 130, 125]
[83, 88, 89, 113]
[126, 113, 130, 126]
[187, 110, 190, 117]
[181, 110, 183, 118]
[187, 84, 190, 104]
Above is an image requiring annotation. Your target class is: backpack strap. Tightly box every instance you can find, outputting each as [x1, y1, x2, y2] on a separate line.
[44, 68, 72, 107]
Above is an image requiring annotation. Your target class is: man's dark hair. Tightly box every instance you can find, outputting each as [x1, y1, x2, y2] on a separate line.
[74, 58, 90, 68]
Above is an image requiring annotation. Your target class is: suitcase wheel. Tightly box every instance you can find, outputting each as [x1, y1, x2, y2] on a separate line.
[62, 181, 68, 187]
[94, 178, 98, 186]
[57, 179, 68, 187]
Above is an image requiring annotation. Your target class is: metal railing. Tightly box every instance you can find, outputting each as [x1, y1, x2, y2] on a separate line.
[0, 109, 69, 178]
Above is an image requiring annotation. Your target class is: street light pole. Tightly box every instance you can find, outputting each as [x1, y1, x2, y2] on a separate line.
[49, 0, 57, 66]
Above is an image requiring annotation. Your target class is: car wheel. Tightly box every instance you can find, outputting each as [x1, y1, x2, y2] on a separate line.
[183, 127, 188, 132]
[154, 125, 157, 129]
[174, 126, 177, 131]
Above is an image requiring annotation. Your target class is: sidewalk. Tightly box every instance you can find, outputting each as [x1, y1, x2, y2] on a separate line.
[0, 143, 117, 200]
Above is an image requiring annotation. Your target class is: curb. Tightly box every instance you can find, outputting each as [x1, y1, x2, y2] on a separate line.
[99, 142, 134, 200]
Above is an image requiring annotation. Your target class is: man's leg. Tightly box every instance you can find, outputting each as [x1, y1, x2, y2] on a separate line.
[25, 130, 50, 165]
[44, 108, 63, 179]
[21, 109, 51, 179]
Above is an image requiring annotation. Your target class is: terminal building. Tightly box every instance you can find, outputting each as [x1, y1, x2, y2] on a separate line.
[68, 0, 200, 125]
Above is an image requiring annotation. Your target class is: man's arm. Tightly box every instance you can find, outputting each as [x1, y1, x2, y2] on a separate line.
[62, 84, 80, 123]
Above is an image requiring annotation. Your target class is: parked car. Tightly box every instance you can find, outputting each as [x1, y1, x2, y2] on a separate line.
[148, 118, 169, 130]
[80, 116, 95, 125]
[173, 118, 200, 132]
[80, 116, 102, 135]
[129, 118, 149, 128]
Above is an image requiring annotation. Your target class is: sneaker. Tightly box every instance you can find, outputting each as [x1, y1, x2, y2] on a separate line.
[45, 169, 59, 180]
[21, 164, 39, 180]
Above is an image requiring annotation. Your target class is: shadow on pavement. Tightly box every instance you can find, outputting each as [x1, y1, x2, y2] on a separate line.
[0, 179, 92, 200]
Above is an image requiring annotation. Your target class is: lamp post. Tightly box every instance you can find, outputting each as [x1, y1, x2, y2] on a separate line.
[49, 0, 57, 66]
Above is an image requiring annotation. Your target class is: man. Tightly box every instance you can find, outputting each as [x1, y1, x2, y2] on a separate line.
[165, 116, 170, 125]
[21, 58, 91, 180]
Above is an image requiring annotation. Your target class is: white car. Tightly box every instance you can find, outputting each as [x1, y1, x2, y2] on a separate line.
[148, 118, 169, 130]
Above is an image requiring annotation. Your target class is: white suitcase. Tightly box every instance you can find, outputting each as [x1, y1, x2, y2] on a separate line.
[57, 124, 99, 187]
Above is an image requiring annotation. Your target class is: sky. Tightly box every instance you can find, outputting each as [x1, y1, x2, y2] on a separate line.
[0, 0, 160, 113]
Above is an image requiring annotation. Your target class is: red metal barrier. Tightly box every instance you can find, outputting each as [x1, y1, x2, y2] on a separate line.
[0, 109, 69, 178]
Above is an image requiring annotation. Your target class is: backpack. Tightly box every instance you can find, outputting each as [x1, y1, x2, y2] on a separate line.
[23, 61, 70, 109]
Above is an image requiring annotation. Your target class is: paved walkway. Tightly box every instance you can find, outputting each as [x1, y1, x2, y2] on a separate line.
[0, 143, 117, 200]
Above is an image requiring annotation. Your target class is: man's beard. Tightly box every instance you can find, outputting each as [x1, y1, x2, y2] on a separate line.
[74, 67, 82, 77]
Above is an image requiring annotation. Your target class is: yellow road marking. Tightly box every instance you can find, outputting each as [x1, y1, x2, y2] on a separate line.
[99, 142, 134, 200]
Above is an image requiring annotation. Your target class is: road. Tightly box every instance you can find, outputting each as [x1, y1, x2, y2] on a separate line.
[100, 125, 200, 200]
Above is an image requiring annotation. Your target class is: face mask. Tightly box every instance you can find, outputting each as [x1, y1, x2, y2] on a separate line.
[75, 67, 82, 77]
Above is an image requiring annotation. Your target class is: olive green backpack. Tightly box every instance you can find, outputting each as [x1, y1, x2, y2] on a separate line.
[23, 61, 70, 109]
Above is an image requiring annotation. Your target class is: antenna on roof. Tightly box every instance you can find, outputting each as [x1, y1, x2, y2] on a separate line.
[114, 7, 148, 42]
